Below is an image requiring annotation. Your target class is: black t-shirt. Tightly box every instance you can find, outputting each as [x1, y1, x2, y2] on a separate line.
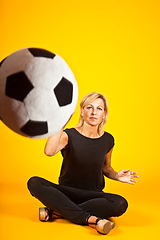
[59, 128, 114, 192]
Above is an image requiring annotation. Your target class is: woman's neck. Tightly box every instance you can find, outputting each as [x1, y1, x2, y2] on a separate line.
[75, 124, 103, 138]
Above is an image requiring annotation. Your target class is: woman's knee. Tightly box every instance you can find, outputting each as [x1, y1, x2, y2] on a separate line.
[114, 196, 128, 217]
[27, 176, 40, 194]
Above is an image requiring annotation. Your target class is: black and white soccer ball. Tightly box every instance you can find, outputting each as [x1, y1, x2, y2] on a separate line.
[0, 48, 78, 139]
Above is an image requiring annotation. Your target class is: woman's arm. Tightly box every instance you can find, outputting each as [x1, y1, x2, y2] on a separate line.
[44, 129, 68, 157]
[102, 148, 118, 180]
[102, 148, 139, 184]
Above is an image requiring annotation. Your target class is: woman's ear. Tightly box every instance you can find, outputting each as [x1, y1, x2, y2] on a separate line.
[80, 108, 84, 117]
[103, 109, 106, 118]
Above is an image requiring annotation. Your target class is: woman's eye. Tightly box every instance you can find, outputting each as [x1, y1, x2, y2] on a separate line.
[98, 107, 102, 111]
[87, 106, 92, 110]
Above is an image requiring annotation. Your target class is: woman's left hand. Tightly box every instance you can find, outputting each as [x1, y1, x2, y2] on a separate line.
[117, 169, 139, 185]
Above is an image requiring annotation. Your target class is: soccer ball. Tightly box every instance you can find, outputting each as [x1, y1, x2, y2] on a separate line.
[0, 48, 78, 139]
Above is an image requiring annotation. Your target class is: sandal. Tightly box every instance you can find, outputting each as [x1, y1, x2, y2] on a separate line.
[88, 217, 115, 235]
[39, 207, 61, 221]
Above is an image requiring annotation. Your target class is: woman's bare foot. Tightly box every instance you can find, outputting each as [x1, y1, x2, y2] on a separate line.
[87, 216, 98, 228]
[45, 209, 50, 221]
[39, 207, 62, 222]
[44, 208, 61, 221]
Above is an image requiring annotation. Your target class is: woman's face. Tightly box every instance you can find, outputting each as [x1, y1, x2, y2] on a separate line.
[81, 98, 106, 127]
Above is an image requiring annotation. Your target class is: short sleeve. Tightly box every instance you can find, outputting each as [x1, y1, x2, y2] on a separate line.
[106, 133, 115, 153]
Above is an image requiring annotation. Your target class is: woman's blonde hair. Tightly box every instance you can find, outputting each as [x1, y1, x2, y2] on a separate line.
[76, 92, 108, 134]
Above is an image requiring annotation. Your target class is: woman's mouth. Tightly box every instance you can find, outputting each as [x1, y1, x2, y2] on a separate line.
[90, 117, 97, 120]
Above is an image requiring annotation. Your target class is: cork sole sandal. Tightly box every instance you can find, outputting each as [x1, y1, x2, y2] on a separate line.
[89, 218, 115, 235]
[39, 207, 61, 221]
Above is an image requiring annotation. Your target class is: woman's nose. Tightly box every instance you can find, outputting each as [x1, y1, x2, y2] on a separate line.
[91, 108, 96, 114]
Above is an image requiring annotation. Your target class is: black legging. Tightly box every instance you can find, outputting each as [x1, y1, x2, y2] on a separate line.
[27, 176, 128, 225]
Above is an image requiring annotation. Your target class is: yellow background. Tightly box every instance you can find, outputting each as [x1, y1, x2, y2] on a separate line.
[0, 0, 160, 239]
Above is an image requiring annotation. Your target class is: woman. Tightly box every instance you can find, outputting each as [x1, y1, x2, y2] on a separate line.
[27, 92, 138, 235]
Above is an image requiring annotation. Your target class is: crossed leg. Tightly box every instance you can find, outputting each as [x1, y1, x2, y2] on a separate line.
[27, 176, 128, 224]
